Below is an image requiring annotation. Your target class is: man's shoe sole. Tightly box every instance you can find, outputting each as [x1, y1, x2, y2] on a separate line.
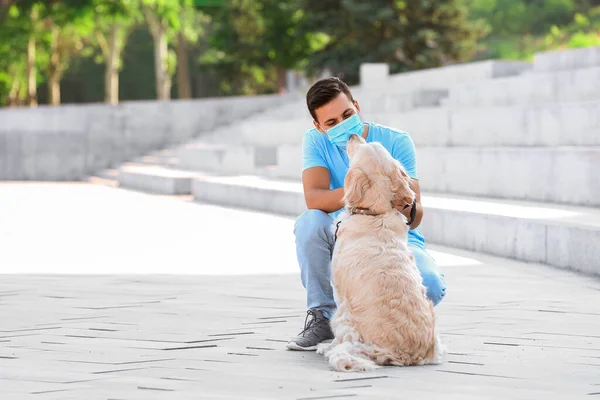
[286, 338, 333, 351]
[286, 341, 318, 351]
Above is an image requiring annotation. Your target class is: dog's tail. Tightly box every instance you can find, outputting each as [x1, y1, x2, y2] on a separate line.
[327, 336, 443, 372]
[326, 342, 380, 372]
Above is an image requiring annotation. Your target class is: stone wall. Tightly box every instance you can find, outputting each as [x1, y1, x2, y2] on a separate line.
[0, 94, 294, 181]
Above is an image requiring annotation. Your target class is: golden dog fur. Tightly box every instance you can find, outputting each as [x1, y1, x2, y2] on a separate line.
[316, 134, 442, 371]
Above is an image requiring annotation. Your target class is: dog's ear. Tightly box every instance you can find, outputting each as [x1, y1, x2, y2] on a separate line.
[389, 162, 415, 207]
[343, 167, 371, 207]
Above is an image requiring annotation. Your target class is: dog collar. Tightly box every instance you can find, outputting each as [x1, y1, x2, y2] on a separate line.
[334, 201, 417, 249]
[347, 207, 383, 216]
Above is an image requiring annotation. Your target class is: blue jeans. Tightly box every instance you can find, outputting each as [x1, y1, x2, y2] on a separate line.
[294, 209, 446, 319]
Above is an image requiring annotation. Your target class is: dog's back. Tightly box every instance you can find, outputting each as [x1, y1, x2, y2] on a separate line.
[328, 213, 439, 369]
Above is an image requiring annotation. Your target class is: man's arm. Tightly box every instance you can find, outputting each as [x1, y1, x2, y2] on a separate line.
[302, 166, 344, 213]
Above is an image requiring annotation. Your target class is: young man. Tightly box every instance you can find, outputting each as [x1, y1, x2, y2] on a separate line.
[286, 77, 446, 351]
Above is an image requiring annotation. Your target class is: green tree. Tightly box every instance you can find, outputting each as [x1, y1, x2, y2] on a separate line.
[301, 0, 488, 84]
[0, 1, 97, 107]
[93, 0, 141, 104]
[0, 5, 31, 106]
[544, 5, 600, 50]
[466, 0, 576, 37]
[203, 0, 327, 95]
[141, 0, 186, 100]
[464, 0, 600, 59]
[43, 3, 96, 105]
[174, 2, 210, 99]
[0, 0, 21, 23]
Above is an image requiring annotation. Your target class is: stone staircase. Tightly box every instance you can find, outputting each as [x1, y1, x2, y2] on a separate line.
[96, 47, 600, 277]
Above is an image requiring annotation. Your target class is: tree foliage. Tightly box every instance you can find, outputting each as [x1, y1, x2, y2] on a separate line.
[200, 0, 328, 95]
[1, 0, 600, 106]
[466, 0, 600, 59]
[301, 0, 488, 83]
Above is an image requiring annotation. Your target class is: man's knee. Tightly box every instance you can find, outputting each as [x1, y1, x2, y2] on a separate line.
[422, 272, 446, 306]
[410, 245, 446, 306]
[294, 210, 333, 243]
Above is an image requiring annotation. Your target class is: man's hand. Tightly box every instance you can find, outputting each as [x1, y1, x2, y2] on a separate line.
[393, 199, 414, 219]
[393, 178, 423, 229]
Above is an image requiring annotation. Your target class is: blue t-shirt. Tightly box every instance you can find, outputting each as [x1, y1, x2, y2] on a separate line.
[302, 121, 426, 248]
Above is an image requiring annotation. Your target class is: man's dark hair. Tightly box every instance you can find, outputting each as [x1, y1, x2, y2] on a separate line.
[306, 77, 354, 122]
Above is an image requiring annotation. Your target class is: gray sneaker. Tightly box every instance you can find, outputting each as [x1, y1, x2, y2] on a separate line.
[286, 309, 334, 351]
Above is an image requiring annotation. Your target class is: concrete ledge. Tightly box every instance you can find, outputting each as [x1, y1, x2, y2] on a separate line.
[189, 175, 600, 276]
[275, 145, 303, 180]
[0, 94, 294, 181]
[440, 101, 600, 146]
[378, 102, 600, 146]
[446, 66, 600, 107]
[236, 99, 600, 150]
[192, 175, 306, 216]
[118, 164, 194, 195]
[385, 60, 531, 92]
[421, 194, 600, 277]
[236, 90, 447, 149]
[238, 117, 312, 147]
[177, 143, 256, 174]
[356, 89, 448, 113]
[534, 47, 600, 72]
[418, 147, 600, 207]
[263, 139, 600, 192]
[360, 63, 389, 87]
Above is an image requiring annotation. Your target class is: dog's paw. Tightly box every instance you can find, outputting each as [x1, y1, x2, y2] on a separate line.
[316, 340, 333, 355]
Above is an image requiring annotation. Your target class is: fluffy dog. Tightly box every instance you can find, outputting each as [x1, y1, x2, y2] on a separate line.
[317, 134, 442, 372]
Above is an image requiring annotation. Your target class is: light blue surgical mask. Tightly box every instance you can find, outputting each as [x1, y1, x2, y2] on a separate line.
[323, 113, 364, 148]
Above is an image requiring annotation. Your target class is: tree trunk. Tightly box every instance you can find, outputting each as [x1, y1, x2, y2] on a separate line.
[27, 6, 38, 107]
[8, 77, 21, 107]
[276, 66, 287, 94]
[176, 31, 191, 99]
[48, 25, 61, 105]
[144, 7, 171, 100]
[155, 27, 171, 100]
[48, 71, 61, 106]
[0, 0, 13, 25]
[105, 23, 120, 105]
[27, 35, 37, 107]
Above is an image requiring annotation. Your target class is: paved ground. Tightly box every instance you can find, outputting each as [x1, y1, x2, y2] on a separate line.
[1, 183, 599, 399]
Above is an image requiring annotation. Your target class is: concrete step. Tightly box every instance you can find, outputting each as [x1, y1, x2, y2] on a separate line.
[230, 100, 600, 149]
[134, 154, 179, 167]
[256, 90, 448, 122]
[237, 117, 313, 147]
[418, 146, 600, 207]
[118, 164, 197, 195]
[177, 143, 257, 175]
[382, 60, 531, 92]
[191, 175, 600, 276]
[193, 175, 306, 216]
[352, 89, 448, 112]
[446, 66, 600, 108]
[230, 91, 447, 147]
[95, 168, 119, 181]
[533, 47, 600, 73]
[275, 144, 303, 180]
[395, 101, 600, 147]
[266, 146, 600, 206]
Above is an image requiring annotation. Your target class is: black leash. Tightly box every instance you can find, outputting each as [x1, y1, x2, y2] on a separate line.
[333, 220, 342, 243]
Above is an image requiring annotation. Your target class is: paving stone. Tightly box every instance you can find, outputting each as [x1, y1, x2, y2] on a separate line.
[0, 183, 598, 398]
